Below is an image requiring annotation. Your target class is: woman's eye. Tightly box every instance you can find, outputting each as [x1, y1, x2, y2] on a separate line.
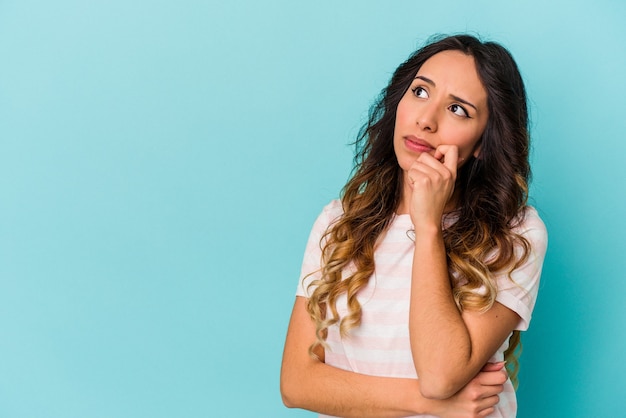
[412, 86, 428, 98]
[449, 104, 469, 117]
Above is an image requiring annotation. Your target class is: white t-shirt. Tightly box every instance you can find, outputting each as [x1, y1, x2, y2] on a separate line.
[297, 200, 548, 418]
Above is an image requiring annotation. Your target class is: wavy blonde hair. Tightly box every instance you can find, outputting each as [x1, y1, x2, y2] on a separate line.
[305, 35, 532, 388]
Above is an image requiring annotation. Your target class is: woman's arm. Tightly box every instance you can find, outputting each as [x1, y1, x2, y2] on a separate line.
[409, 226, 519, 399]
[406, 146, 521, 399]
[280, 297, 507, 417]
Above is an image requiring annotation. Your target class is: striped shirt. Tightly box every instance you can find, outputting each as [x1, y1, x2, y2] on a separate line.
[297, 200, 547, 417]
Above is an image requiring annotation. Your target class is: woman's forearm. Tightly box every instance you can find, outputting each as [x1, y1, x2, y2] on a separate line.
[409, 226, 477, 398]
[408, 226, 517, 400]
[281, 357, 430, 417]
[281, 349, 506, 418]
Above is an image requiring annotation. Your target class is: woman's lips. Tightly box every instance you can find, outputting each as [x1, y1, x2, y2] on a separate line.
[404, 135, 435, 153]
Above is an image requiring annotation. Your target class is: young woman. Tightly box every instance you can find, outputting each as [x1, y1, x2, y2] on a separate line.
[280, 34, 547, 417]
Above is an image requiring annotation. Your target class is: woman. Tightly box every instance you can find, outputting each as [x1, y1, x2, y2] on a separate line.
[281, 34, 547, 417]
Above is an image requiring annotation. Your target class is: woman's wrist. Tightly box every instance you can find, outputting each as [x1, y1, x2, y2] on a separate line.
[411, 221, 443, 241]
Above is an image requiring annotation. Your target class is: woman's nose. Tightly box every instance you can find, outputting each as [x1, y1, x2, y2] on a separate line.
[416, 104, 438, 132]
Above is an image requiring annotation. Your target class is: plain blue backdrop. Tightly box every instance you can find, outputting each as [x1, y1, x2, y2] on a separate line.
[1, 1, 624, 417]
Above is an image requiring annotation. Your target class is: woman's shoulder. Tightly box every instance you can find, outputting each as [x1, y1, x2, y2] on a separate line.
[515, 206, 548, 248]
[320, 199, 344, 220]
[309, 199, 344, 233]
[517, 206, 546, 229]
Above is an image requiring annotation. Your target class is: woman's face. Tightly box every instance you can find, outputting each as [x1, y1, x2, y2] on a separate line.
[393, 50, 489, 173]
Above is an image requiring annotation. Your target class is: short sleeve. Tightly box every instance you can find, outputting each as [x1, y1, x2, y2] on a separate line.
[495, 207, 548, 331]
[296, 200, 344, 298]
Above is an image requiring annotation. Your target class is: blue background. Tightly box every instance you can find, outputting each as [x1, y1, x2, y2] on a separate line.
[1, 1, 624, 417]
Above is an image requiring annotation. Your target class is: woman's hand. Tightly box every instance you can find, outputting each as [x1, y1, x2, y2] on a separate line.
[407, 145, 459, 230]
[429, 362, 508, 418]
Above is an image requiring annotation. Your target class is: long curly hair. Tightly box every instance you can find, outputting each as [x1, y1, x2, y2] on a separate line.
[306, 34, 532, 388]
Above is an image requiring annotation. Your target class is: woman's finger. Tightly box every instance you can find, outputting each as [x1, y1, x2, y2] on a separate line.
[480, 362, 506, 372]
[477, 394, 501, 412]
[433, 144, 459, 173]
[476, 369, 508, 386]
[478, 384, 504, 398]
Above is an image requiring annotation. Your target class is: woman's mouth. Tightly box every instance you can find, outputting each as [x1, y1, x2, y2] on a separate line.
[404, 136, 435, 153]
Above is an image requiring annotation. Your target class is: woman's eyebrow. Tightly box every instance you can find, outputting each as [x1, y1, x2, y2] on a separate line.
[414, 76, 478, 111]
[450, 94, 477, 111]
[415, 75, 435, 86]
